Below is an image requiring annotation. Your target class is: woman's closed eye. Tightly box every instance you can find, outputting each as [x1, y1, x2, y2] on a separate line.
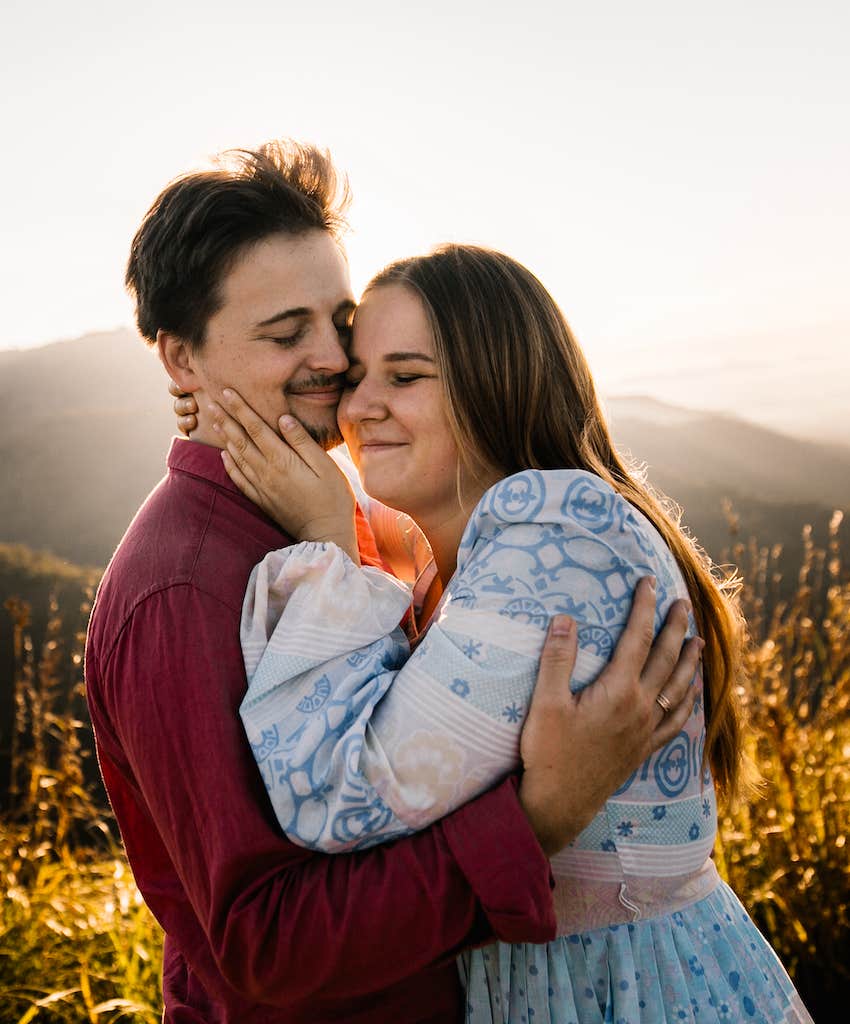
[334, 320, 353, 343]
[343, 372, 431, 390]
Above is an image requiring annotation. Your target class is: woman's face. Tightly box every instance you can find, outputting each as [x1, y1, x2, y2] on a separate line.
[338, 283, 475, 522]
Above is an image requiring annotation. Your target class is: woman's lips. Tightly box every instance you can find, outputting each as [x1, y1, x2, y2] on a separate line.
[358, 442, 408, 454]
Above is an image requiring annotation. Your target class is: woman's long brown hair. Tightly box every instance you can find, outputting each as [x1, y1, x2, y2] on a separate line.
[366, 243, 750, 805]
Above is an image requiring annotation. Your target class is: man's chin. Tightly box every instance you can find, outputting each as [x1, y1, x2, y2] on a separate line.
[284, 400, 343, 450]
[305, 422, 344, 451]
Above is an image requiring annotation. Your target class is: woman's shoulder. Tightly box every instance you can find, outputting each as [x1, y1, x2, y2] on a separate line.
[471, 468, 625, 530]
[458, 468, 672, 572]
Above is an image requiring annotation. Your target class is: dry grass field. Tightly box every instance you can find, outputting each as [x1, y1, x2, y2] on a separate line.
[1, 513, 846, 1022]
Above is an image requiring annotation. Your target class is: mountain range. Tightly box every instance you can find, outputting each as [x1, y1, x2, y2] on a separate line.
[1, 328, 848, 574]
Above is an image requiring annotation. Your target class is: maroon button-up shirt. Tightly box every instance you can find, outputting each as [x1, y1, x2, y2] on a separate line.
[84, 438, 556, 1024]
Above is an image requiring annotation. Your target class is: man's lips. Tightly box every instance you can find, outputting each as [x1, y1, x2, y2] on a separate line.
[287, 386, 343, 405]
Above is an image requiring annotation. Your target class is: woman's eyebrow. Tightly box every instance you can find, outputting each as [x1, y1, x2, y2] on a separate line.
[382, 351, 435, 363]
[346, 350, 436, 368]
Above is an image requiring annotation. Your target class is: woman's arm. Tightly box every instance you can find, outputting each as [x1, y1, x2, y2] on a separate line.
[239, 469, 699, 853]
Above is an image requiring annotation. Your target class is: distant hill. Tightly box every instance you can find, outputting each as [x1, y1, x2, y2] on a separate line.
[0, 329, 177, 566]
[605, 395, 850, 510]
[1, 329, 848, 572]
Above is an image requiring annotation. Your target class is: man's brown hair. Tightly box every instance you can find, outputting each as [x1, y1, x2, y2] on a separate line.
[126, 139, 351, 349]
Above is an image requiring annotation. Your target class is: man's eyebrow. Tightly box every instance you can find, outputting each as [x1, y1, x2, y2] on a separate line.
[335, 299, 357, 317]
[254, 299, 356, 330]
[254, 307, 310, 328]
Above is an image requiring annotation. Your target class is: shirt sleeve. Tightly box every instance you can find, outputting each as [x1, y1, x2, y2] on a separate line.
[239, 470, 694, 854]
[90, 581, 555, 1009]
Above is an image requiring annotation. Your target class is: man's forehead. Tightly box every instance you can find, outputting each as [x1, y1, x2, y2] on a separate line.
[221, 230, 354, 320]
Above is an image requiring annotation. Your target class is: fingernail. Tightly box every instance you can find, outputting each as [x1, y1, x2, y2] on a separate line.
[212, 421, 221, 432]
[696, 637, 705, 651]
[645, 575, 657, 590]
[280, 415, 297, 430]
[222, 389, 233, 401]
[550, 615, 574, 637]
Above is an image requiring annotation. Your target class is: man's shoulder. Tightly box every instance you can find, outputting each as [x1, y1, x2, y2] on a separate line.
[89, 465, 291, 655]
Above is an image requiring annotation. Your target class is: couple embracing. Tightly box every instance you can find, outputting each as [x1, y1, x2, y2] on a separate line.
[84, 139, 812, 1023]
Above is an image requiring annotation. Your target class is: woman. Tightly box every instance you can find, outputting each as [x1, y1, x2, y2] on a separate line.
[203, 244, 812, 1023]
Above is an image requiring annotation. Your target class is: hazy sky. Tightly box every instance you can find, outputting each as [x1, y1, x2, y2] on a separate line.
[2, 0, 847, 440]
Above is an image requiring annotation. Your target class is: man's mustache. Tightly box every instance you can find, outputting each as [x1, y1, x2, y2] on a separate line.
[285, 374, 345, 395]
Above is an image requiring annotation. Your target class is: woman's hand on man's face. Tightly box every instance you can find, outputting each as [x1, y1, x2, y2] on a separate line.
[169, 379, 198, 436]
[207, 388, 360, 565]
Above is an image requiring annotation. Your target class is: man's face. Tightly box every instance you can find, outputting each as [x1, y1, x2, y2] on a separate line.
[188, 229, 356, 448]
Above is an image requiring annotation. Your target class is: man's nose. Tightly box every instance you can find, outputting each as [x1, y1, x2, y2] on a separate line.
[306, 322, 349, 374]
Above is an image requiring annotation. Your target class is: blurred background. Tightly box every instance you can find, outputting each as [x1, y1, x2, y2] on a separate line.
[1, 1, 847, 1020]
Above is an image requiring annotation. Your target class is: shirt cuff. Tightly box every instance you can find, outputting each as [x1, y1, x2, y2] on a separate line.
[441, 775, 556, 944]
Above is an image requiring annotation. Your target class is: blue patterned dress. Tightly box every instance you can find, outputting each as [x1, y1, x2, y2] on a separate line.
[239, 469, 813, 1023]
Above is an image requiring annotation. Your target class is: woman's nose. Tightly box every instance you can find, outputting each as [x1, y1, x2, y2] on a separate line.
[339, 376, 385, 423]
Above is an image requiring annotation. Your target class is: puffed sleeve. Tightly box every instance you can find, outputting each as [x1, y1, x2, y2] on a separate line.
[239, 470, 693, 852]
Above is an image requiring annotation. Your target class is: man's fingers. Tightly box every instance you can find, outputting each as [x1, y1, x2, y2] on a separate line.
[527, 616, 578, 715]
[641, 598, 692, 693]
[651, 635, 704, 725]
[651, 666, 700, 746]
[607, 576, 657, 674]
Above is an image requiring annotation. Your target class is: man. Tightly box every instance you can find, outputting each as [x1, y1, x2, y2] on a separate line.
[84, 138, 699, 1024]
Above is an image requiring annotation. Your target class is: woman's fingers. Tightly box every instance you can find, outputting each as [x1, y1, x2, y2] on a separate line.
[177, 413, 197, 436]
[220, 448, 264, 507]
[276, 415, 333, 476]
[208, 404, 264, 487]
[218, 389, 293, 463]
[168, 382, 198, 435]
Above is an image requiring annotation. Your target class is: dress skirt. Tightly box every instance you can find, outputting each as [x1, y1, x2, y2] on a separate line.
[459, 879, 813, 1024]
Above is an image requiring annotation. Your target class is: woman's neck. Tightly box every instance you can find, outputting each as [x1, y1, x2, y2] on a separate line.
[415, 475, 499, 587]
[420, 504, 474, 588]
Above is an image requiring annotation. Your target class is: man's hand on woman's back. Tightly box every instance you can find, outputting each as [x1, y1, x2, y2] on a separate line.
[519, 577, 700, 856]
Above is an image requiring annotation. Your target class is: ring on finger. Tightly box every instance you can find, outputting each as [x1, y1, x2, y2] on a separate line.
[655, 691, 673, 714]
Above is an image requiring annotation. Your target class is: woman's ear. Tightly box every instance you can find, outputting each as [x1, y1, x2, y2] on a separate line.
[157, 330, 201, 393]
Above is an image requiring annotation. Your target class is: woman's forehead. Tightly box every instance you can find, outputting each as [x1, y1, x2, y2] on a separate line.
[350, 284, 434, 361]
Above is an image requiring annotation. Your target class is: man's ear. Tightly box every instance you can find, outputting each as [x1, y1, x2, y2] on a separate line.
[157, 330, 202, 393]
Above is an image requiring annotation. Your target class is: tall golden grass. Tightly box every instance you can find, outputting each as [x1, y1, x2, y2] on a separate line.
[1, 595, 163, 1024]
[714, 509, 849, 1016]
[0, 513, 847, 1022]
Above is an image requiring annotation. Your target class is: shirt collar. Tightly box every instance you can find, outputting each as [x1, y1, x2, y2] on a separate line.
[166, 437, 388, 568]
[166, 437, 246, 498]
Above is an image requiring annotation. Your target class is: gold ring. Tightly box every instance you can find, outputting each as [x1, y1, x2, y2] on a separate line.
[655, 691, 673, 713]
